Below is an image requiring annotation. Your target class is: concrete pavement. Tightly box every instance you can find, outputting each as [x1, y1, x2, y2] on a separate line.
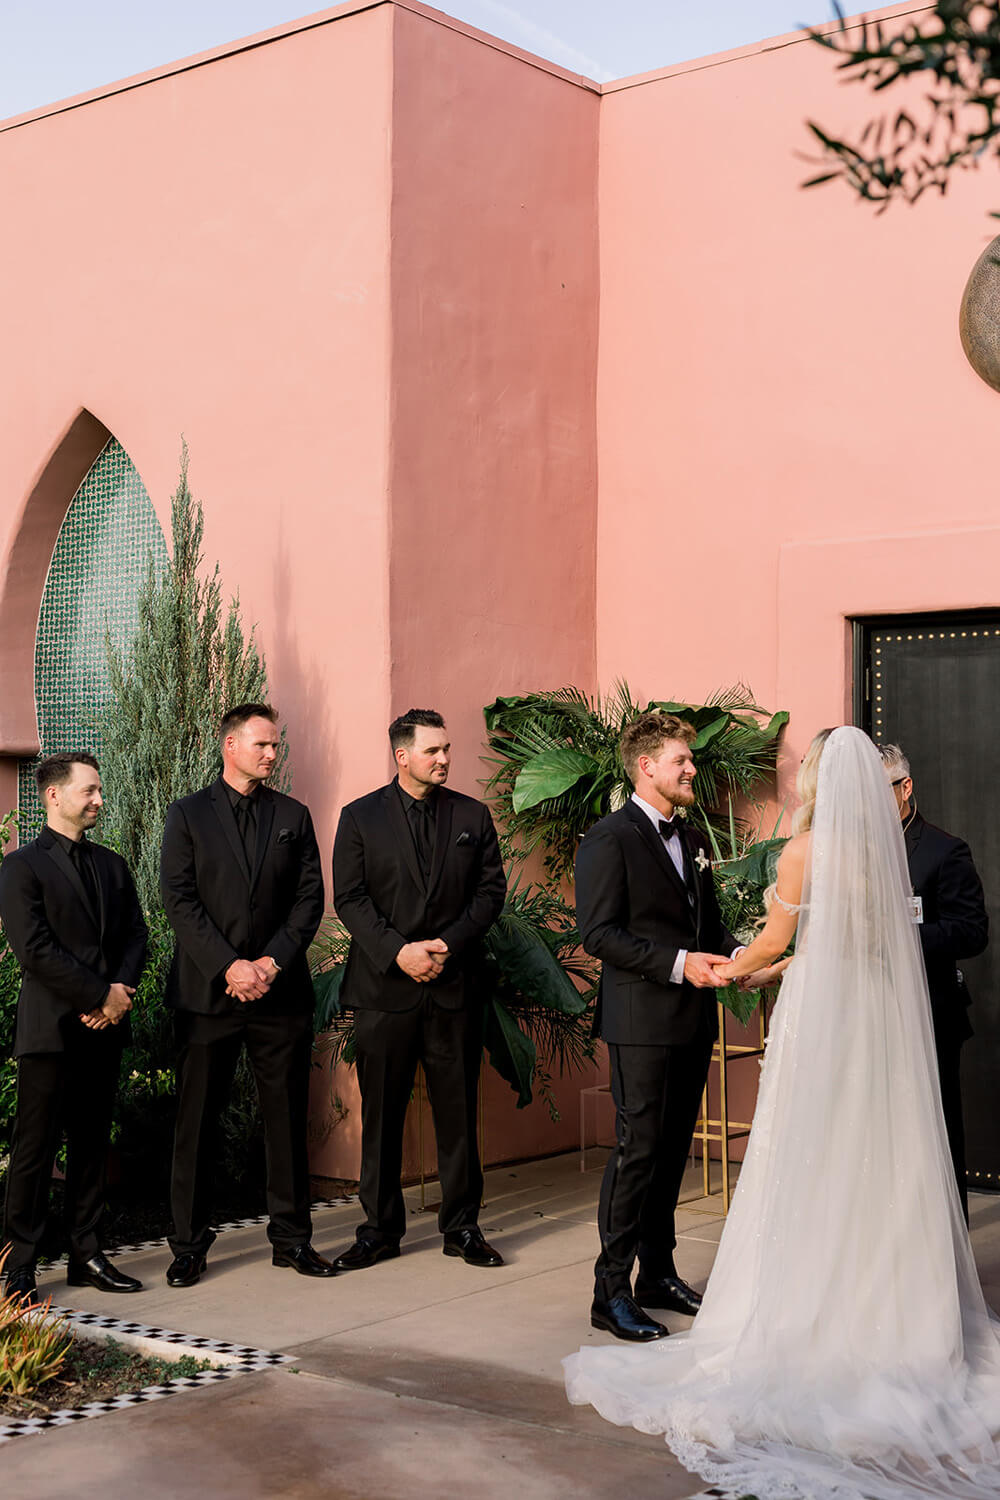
[6, 1152, 1000, 1498]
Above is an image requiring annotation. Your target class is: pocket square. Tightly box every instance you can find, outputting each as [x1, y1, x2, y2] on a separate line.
[276, 827, 296, 846]
[455, 831, 478, 848]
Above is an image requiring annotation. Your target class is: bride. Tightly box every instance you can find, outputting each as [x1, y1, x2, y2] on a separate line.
[565, 726, 1000, 1499]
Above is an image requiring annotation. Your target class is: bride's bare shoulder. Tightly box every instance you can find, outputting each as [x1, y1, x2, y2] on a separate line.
[779, 832, 810, 867]
[775, 834, 809, 900]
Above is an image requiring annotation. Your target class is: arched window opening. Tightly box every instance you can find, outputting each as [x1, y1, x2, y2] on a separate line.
[17, 438, 168, 838]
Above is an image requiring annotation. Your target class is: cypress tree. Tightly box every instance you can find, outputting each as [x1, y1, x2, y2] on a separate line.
[101, 444, 287, 914]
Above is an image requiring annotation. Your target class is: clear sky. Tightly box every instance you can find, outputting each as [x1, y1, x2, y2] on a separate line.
[1, 1, 841, 119]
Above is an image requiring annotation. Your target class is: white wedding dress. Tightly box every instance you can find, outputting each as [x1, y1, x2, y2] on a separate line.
[565, 727, 1000, 1499]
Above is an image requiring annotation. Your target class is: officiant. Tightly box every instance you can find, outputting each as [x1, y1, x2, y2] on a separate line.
[879, 743, 988, 1221]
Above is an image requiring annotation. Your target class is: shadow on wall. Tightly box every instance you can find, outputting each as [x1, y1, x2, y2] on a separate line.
[268, 524, 340, 857]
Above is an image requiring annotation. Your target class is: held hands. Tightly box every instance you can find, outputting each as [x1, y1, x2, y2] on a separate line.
[396, 939, 449, 983]
[683, 953, 732, 988]
[225, 958, 275, 1003]
[80, 982, 135, 1029]
[736, 962, 788, 992]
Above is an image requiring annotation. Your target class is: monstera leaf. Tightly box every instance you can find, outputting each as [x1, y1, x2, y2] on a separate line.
[511, 747, 599, 814]
[483, 998, 537, 1109]
[485, 908, 588, 1019]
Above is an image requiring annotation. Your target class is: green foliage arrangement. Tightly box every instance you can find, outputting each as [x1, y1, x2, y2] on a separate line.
[482, 683, 789, 1026]
[97, 447, 287, 1193]
[482, 682, 787, 882]
[806, 2, 1000, 208]
[312, 879, 598, 1119]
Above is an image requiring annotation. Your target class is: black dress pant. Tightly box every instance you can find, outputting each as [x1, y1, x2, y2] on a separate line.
[169, 1008, 313, 1257]
[3, 1028, 123, 1273]
[595, 1013, 715, 1301]
[353, 995, 483, 1243]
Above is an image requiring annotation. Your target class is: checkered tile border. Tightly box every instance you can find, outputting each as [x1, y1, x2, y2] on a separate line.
[41, 1194, 357, 1267]
[0, 1310, 290, 1445]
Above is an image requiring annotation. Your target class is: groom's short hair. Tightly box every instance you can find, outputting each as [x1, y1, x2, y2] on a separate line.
[621, 712, 696, 783]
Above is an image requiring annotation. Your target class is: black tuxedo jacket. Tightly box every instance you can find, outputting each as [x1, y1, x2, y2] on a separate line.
[0, 826, 147, 1057]
[905, 811, 988, 1046]
[332, 780, 506, 1012]
[160, 779, 324, 1016]
[575, 801, 740, 1047]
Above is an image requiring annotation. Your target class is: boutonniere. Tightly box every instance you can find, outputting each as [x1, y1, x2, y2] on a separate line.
[694, 848, 710, 873]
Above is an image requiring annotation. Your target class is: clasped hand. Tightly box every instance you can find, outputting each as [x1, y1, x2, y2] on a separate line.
[396, 939, 449, 983]
[225, 957, 278, 1003]
[685, 955, 785, 991]
[79, 981, 135, 1030]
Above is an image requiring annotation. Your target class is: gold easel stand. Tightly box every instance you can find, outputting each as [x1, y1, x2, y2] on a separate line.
[415, 1062, 488, 1211]
[691, 995, 770, 1213]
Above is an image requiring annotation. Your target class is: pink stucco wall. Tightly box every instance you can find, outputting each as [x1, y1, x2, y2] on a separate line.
[0, 3, 396, 847]
[4, 1, 992, 1182]
[596, 5, 1000, 789]
[0, 0, 605, 1181]
[387, 5, 599, 757]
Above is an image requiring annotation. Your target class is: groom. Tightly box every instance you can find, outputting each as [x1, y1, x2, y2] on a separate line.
[575, 712, 742, 1342]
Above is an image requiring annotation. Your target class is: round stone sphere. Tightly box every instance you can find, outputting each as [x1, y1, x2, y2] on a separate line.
[960, 235, 1000, 393]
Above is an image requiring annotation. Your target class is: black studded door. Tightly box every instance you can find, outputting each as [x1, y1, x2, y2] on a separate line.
[856, 613, 1000, 1193]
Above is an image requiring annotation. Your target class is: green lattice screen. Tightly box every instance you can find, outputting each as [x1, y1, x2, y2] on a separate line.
[17, 439, 168, 839]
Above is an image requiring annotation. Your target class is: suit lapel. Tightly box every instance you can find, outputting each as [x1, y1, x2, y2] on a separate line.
[383, 782, 425, 892]
[250, 790, 275, 892]
[678, 824, 704, 940]
[209, 780, 251, 882]
[625, 803, 689, 904]
[426, 790, 454, 899]
[39, 832, 99, 930]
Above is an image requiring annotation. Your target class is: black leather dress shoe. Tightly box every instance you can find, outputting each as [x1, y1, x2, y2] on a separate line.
[272, 1243, 336, 1277]
[166, 1252, 207, 1288]
[332, 1238, 400, 1272]
[634, 1273, 703, 1316]
[67, 1252, 142, 1293]
[442, 1227, 504, 1267]
[3, 1267, 37, 1304]
[591, 1293, 669, 1342]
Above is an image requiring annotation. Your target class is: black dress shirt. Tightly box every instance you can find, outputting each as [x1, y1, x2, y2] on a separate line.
[50, 827, 100, 917]
[225, 780, 260, 866]
[396, 782, 437, 883]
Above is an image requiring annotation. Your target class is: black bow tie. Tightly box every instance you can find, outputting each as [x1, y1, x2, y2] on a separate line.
[658, 819, 683, 841]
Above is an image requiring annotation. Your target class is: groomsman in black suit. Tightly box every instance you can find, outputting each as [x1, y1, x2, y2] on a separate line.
[879, 743, 988, 1222]
[331, 709, 507, 1270]
[575, 712, 743, 1342]
[0, 753, 147, 1301]
[160, 703, 331, 1285]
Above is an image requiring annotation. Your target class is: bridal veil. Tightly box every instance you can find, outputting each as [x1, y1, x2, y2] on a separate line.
[565, 726, 1000, 1498]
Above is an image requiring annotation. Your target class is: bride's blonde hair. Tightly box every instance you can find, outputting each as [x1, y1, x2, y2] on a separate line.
[792, 728, 834, 835]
